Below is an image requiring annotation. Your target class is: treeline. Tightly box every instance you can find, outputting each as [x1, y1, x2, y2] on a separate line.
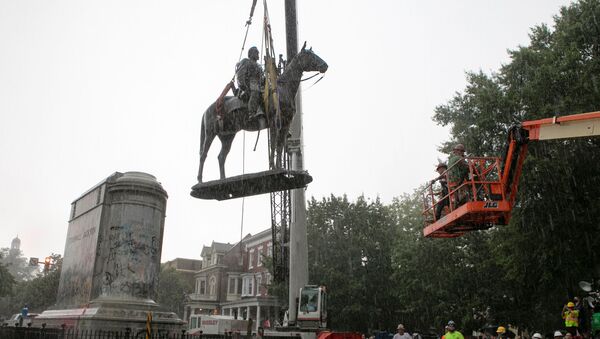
[0, 252, 61, 318]
[307, 0, 600, 334]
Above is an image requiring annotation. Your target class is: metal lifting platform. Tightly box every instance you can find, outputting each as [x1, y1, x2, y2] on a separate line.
[190, 169, 313, 201]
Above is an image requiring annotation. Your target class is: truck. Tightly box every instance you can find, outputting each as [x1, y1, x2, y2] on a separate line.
[187, 315, 249, 335]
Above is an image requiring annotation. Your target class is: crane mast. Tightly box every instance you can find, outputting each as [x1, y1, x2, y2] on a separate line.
[284, 0, 309, 326]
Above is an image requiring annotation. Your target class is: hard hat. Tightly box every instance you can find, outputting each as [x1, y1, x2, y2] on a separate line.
[554, 331, 564, 337]
[567, 302, 575, 307]
[447, 320, 456, 327]
[532, 333, 543, 339]
[453, 144, 465, 151]
[497, 326, 506, 334]
[436, 162, 447, 170]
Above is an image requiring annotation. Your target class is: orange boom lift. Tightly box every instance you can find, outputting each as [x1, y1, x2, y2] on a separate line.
[422, 111, 600, 238]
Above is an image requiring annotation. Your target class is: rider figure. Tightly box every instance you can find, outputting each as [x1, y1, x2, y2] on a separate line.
[236, 46, 265, 120]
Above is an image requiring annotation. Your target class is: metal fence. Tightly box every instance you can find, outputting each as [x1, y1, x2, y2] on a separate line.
[0, 327, 259, 339]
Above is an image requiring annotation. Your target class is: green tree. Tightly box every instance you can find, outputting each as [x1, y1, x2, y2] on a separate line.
[0, 254, 62, 317]
[0, 248, 37, 282]
[0, 253, 15, 298]
[157, 265, 194, 317]
[389, 191, 504, 334]
[432, 0, 600, 332]
[307, 195, 398, 333]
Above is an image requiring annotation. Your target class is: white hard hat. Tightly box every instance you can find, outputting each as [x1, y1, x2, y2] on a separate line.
[533, 333, 543, 339]
[554, 331, 564, 337]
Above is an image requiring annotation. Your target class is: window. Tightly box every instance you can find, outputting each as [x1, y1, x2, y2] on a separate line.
[242, 276, 254, 296]
[237, 278, 242, 294]
[199, 279, 206, 295]
[209, 276, 216, 295]
[248, 249, 255, 269]
[228, 277, 236, 294]
[256, 275, 262, 296]
[257, 246, 263, 267]
[267, 242, 272, 257]
[265, 273, 271, 287]
[299, 287, 319, 313]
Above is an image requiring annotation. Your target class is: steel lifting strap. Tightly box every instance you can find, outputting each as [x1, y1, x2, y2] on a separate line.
[261, 0, 282, 129]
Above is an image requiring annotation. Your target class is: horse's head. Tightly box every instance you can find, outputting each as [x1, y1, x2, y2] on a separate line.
[297, 42, 328, 73]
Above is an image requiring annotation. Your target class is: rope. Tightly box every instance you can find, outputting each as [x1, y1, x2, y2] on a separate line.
[237, 0, 259, 65]
[300, 73, 321, 82]
[301, 74, 325, 92]
[240, 131, 246, 257]
[218, 0, 257, 124]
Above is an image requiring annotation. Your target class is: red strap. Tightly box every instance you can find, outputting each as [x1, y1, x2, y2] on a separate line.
[216, 81, 235, 121]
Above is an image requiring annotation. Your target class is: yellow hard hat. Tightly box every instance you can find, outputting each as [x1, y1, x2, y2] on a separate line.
[567, 302, 575, 307]
[497, 326, 506, 334]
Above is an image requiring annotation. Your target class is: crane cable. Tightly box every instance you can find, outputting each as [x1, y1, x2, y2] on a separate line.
[238, 0, 259, 66]
[217, 0, 258, 127]
[239, 0, 258, 256]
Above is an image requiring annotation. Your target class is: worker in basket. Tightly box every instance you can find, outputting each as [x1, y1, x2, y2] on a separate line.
[447, 143, 470, 207]
[431, 162, 449, 220]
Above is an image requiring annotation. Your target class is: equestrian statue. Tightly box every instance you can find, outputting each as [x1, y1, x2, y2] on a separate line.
[196, 42, 328, 182]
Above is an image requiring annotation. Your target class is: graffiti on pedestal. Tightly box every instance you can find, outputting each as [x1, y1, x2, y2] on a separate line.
[99, 218, 160, 301]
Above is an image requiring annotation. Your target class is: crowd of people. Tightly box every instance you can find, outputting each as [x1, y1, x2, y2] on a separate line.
[381, 300, 588, 339]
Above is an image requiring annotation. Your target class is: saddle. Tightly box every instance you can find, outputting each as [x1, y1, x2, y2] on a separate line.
[215, 82, 267, 123]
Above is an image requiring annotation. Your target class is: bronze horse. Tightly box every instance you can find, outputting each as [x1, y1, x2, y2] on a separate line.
[197, 44, 328, 182]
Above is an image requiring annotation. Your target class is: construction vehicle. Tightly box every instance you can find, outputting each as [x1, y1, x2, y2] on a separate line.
[422, 111, 600, 238]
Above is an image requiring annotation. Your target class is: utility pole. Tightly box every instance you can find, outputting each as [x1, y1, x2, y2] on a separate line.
[284, 0, 308, 326]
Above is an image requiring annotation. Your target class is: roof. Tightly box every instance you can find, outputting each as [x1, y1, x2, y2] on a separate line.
[201, 241, 234, 256]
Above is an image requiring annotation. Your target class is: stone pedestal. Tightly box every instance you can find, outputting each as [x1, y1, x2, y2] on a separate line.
[34, 172, 183, 333]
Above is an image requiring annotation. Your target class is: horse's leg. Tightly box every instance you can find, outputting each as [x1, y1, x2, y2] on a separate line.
[217, 134, 236, 180]
[197, 118, 216, 182]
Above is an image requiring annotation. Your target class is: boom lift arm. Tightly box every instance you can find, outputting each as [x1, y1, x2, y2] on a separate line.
[422, 111, 600, 238]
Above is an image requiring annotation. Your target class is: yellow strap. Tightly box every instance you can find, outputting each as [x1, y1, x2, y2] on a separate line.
[261, 0, 281, 121]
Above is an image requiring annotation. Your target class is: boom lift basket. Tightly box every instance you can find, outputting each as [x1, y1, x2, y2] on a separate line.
[423, 157, 510, 238]
[422, 111, 600, 238]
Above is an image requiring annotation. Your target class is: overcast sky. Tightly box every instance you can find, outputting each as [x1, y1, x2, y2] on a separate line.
[0, 0, 572, 263]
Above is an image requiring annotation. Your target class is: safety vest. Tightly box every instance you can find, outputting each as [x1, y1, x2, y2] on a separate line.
[564, 309, 579, 327]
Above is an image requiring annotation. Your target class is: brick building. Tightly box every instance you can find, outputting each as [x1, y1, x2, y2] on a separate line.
[183, 228, 281, 332]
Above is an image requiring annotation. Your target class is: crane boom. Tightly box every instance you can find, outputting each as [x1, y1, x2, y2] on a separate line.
[523, 111, 600, 140]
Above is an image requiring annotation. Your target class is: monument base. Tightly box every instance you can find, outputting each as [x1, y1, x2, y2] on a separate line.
[33, 302, 183, 334]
